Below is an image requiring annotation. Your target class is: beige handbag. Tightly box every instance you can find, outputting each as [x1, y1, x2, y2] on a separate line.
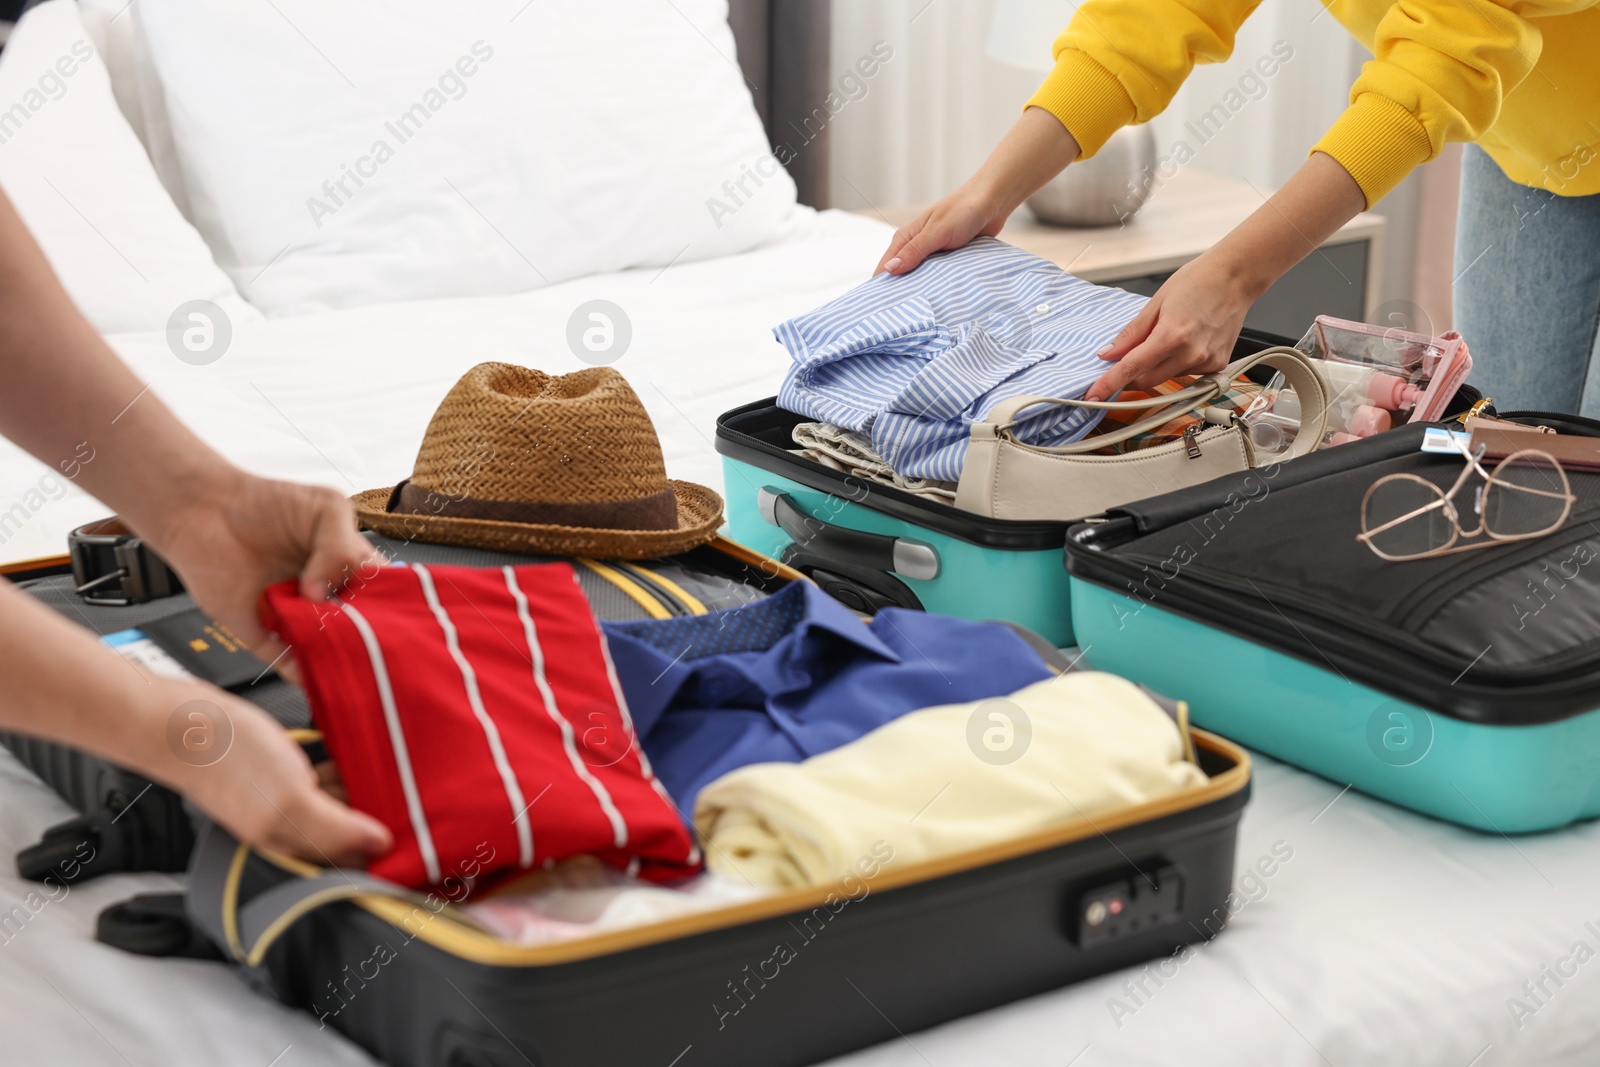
[954, 346, 1330, 521]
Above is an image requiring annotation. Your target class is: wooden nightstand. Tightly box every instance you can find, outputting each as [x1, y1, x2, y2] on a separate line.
[867, 169, 1386, 341]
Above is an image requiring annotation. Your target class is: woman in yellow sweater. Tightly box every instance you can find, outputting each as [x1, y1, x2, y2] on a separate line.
[876, 0, 1600, 415]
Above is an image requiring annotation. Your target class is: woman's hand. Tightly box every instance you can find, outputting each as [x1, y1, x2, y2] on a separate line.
[1086, 151, 1368, 400]
[876, 186, 1011, 276]
[875, 107, 1082, 276]
[140, 473, 385, 684]
[150, 679, 390, 866]
[1084, 252, 1255, 400]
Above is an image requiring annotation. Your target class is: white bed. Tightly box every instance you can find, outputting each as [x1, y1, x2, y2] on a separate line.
[8, 725, 1600, 1066]
[0, 206, 887, 565]
[5, 208, 1600, 1067]
[3, 2, 1600, 1065]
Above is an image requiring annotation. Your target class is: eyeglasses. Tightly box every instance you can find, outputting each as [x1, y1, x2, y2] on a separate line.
[1357, 438, 1574, 561]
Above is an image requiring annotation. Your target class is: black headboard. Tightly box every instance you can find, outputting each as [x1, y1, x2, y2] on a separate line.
[728, 0, 831, 209]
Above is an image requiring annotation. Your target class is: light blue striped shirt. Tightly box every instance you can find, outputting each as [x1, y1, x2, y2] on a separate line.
[775, 237, 1148, 481]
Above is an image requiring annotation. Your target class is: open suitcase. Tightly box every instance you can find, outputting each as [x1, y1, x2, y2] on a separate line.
[184, 732, 1248, 1067]
[2, 532, 797, 884]
[715, 328, 1482, 647]
[5, 527, 1254, 1067]
[1065, 412, 1600, 833]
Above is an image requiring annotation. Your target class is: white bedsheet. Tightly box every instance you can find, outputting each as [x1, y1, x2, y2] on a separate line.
[3, 208, 1600, 1065]
[0, 207, 885, 565]
[6, 743, 1600, 1067]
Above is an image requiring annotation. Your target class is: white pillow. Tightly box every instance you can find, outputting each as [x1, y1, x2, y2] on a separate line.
[75, 0, 144, 139]
[0, 0, 257, 335]
[78, 0, 194, 222]
[137, 0, 800, 317]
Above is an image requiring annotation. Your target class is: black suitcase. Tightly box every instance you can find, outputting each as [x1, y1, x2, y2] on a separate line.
[182, 731, 1249, 1067]
[5, 523, 1252, 1067]
[2, 532, 798, 885]
[1064, 410, 1600, 832]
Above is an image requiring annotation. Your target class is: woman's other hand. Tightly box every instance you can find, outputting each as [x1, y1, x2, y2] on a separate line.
[1084, 252, 1254, 399]
[876, 189, 1010, 276]
[1086, 151, 1367, 399]
[875, 107, 1082, 276]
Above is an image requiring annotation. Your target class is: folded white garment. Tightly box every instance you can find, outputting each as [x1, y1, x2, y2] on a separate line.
[694, 672, 1208, 888]
[791, 421, 958, 502]
[465, 856, 768, 945]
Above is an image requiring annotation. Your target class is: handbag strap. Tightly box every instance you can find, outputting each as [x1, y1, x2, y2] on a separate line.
[977, 346, 1330, 461]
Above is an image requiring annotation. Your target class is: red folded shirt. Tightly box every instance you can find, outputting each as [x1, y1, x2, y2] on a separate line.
[262, 561, 700, 890]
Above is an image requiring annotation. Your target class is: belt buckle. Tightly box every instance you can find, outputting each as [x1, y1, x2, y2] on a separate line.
[68, 519, 181, 606]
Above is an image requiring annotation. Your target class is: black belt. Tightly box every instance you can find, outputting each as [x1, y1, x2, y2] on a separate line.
[68, 518, 183, 606]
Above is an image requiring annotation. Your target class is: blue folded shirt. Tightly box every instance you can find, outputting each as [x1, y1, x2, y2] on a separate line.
[775, 237, 1149, 482]
[601, 581, 1056, 813]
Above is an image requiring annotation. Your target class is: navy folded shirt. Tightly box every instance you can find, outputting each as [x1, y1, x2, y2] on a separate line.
[601, 581, 1056, 812]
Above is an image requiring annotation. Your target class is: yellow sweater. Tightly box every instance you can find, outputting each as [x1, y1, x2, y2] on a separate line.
[1026, 0, 1600, 207]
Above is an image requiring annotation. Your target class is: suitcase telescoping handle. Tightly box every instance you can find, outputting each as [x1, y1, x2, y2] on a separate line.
[756, 487, 940, 581]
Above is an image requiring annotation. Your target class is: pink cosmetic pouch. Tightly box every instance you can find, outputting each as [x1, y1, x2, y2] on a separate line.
[1300, 315, 1472, 425]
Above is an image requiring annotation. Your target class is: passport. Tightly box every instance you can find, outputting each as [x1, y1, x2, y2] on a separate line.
[140, 608, 274, 689]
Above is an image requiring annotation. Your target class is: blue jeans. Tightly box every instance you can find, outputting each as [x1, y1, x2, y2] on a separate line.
[1453, 145, 1600, 417]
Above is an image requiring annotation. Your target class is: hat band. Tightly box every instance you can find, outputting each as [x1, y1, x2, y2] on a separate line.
[389, 480, 680, 531]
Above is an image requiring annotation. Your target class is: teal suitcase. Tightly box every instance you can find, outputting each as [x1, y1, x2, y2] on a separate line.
[716, 396, 1078, 644]
[1064, 415, 1600, 833]
[717, 330, 1308, 646]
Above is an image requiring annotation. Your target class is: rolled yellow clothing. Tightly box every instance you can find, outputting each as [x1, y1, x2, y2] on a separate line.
[694, 672, 1208, 888]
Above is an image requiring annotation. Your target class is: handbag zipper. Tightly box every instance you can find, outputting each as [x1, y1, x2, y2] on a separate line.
[1183, 424, 1203, 458]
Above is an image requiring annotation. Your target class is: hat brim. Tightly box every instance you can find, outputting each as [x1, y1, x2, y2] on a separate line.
[350, 479, 724, 561]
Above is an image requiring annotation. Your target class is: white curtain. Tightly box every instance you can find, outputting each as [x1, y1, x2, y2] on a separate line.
[826, 0, 1037, 213]
[828, 0, 1452, 326]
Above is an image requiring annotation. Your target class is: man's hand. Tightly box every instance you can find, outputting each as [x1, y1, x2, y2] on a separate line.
[151, 679, 390, 865]
[0, 186, 394, 867]
[0, 582, 390, 868]
[140, 474, 385, 682]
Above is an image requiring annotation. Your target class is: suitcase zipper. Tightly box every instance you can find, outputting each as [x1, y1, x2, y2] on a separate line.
[1384, 506, 1600, 631]
[1098, 548, 1600, 690]
[1496, 410, 1600, 437]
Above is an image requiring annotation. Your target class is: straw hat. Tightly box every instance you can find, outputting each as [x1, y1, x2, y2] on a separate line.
[352, 364, 723, 559]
